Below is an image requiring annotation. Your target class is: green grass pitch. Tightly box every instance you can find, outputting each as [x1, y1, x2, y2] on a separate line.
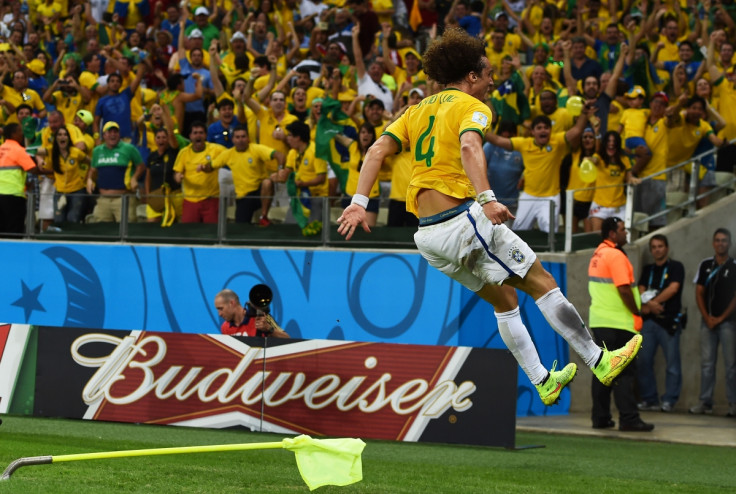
[0, 415, 734, 493]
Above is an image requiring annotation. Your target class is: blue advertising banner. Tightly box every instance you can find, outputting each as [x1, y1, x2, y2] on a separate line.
[0, 241, 571, 416]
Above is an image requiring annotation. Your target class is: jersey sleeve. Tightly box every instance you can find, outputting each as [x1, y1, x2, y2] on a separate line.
[458, 101, 492, 139]
[211, 149, 229, 169]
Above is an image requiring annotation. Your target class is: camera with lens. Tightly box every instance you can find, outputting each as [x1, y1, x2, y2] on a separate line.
[245, 284, 275, 336]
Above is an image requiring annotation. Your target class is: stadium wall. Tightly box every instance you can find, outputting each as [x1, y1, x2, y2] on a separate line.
[0, 241, 570, 417]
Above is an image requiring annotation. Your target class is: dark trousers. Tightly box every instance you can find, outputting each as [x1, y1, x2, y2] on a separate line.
[591, 327, 641, 426]
[387, 199, 418, 227]
[235, 190, 261, 223]
[0, 194, 27, 237]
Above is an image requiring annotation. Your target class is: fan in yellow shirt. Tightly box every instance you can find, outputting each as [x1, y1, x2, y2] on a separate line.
[205, 125, 284, 225]
[488, 110, 591, 233]
[173, 122, 226, 223]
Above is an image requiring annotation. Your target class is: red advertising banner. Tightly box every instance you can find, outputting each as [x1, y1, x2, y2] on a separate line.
[34, 328, 518, 448]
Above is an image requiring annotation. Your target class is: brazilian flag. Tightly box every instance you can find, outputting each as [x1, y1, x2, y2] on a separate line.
[491, 71, 530, 128]
[286, 172, 310, 229]
[315, 98, 352, 192]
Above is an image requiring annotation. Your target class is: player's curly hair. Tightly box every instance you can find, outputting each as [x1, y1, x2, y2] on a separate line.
[423, 27, 486, 85]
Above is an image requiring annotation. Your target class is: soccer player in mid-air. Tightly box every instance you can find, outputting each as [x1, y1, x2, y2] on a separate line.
[338, 27, 642, 406]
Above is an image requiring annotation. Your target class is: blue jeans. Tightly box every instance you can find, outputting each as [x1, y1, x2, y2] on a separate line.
[697, 319, 736, 405]
[637, 318, 682, 405]
[54, 189, 88, 224]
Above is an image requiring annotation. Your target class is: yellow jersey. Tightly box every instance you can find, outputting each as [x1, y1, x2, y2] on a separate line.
[714, 77, 736, 140]
[173, 142, 226, 202]
[666, 112, 713, 167]
[619, 108, 649, 141]
[388, 147, 413, 202]
[45, 146, 88, 194]
[593, 159, 630, 207]
[567, 150, 598, 202]
[255, 106, 298, 173]
[211, 143, 275, 197]
[287, 142, 328, 197]
[383, 88, 493, 216]
[345, 141, 380, 198]
[642, 117, 668, 180]
[510, 132, 569, 197]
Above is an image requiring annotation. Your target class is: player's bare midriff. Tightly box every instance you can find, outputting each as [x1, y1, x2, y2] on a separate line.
[417, 189, 471, 218]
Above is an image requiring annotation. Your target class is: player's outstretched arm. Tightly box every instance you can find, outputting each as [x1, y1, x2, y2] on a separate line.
[338, 134, 398, 240]
[460, 131, 514, 225]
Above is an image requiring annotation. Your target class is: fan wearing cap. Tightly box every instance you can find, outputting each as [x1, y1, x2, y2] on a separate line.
[85, 120, 145, 223]
[0, 69, 47, 124]
[172, 11, 211, 70]
[175, 21, 213, 136]
[486, 11, 522, 56]
[73, 110, 96, 154]
[618, 85, 652, 169]
[25, 59, 49, 95]
[185, 6, 219, 50]
[219, 32, 254, 85]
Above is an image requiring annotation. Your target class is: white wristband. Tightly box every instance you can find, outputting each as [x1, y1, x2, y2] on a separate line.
[476, 190, 497, 206]
[351, 194, 369, 209]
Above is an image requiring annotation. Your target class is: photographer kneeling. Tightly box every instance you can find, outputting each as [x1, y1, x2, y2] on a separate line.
[214, 288, 290, 338]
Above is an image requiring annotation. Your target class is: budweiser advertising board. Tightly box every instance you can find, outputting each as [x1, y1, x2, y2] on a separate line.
[34, 328, 518, 448]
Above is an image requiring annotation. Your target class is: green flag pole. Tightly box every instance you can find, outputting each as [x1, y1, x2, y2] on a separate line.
[2, 434, 365, 491]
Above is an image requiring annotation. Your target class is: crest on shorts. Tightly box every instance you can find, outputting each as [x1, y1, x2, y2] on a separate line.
[508, 245, 525, 263]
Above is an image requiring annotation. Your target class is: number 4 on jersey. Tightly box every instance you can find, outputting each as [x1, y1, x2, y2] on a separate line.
[415, 115, 436, 167]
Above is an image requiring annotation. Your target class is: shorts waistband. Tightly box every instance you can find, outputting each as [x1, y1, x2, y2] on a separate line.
[419, 200, 474, 226]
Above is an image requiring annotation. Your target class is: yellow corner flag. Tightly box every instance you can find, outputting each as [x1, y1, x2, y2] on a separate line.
[409, 0, 423, 32]
[282, 435, 366, 491]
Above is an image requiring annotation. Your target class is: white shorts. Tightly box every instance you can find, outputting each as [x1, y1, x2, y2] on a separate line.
[589, 201, 625, 220]
[512, 191, 559, 233]
[414, 201, 537, 292]
[39, 177, 55, 220]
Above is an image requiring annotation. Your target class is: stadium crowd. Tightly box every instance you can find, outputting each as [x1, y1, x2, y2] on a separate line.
[1, 0, 735, 237]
